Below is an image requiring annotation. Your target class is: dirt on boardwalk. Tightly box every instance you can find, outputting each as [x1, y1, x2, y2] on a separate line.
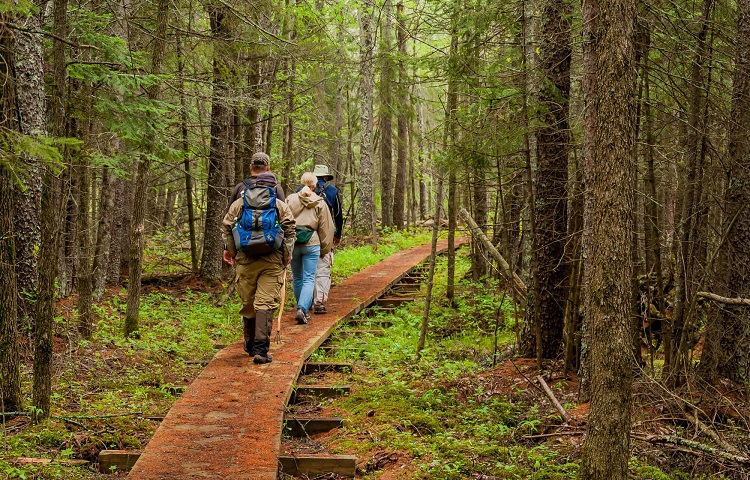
[128, 239, 463, 480]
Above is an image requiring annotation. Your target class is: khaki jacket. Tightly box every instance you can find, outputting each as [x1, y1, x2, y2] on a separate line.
[285, 190, 334, 257]
[221, 197, 296, 265]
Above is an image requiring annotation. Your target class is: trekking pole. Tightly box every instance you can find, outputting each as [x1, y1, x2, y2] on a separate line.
[275, 270, 286, 343]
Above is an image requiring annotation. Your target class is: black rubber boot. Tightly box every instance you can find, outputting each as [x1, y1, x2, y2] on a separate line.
[251, 310, 274, 364]
[242, 317, 256, 354]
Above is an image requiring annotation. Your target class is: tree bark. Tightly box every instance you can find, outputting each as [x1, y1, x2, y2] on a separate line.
[200, 3, 231, 283]
[378, 0, 394, 228]
[357, 0, 376, 236]
[76, 155, 94, 338]
[176, 28, 198, 274]
[580, 0, 637, 478]
[93, 167, 115, 299]
[124, 0, 170, 336]
[698, 0, 750, 384]
[12, 2, 47, 333]
[392, 2, 408, 229]
[0, 16, 22, 412]
[529, 0, 571, 359]
[667, 0, 714, 384]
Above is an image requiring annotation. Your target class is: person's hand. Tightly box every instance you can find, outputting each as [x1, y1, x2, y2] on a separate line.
[223, 250, 234, 266]
[333, 237, 341, 247]
[284, 257, 292, 267]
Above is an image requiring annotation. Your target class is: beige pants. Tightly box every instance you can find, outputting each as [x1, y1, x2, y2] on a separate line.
[235, 255, 285, 319]
[313, 251, 333, 304]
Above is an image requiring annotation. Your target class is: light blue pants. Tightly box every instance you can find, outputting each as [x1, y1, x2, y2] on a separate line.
[291, 244, 321, 313]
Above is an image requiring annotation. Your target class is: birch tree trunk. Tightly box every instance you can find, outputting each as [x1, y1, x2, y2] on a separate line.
[93, 167, 115, 299]
[357, 0, 377, 236]
[12, 2, 46, 332]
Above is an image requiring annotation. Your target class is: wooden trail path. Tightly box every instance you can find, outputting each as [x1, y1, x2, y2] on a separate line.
[128, 239, 461, 479]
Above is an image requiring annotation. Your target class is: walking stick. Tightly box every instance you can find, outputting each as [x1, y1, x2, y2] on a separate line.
[275, 270, 286, 343]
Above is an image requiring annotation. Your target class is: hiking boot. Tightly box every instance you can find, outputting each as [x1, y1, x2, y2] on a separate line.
[313, 301, 327, 314]
[253, 353, 273, 364]
[295, 308, 309, 324]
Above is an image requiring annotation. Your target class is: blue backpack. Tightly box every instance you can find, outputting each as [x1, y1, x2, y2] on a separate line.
[232, 180, 284, 256]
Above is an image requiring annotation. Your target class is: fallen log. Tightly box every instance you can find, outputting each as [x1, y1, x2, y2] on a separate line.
[536, 375, 572, 424]
[459, 207, 528, 305]
[697, 291, 750, 306]
[632, 434, 750, 465]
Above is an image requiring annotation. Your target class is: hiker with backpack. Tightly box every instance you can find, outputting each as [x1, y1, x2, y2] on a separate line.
[285, 172, 335, 324]
[308, 164, 344, 314]
[229, 152, 286, 204]
[221, 172, 296, 364]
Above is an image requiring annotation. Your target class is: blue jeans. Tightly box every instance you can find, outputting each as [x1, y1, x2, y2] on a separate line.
[291, 244, 321, 313]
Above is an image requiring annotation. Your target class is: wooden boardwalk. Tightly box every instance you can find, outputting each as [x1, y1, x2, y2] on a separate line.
[128, 239, 459, 479]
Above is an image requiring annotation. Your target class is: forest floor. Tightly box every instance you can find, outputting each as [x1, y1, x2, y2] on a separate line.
[2, 230, 750, 479]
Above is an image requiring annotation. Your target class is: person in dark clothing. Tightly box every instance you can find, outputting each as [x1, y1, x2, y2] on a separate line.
[308, 164, 344, 314]
[229, 152, 286, 205]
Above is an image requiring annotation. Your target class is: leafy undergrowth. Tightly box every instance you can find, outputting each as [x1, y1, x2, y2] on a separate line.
[1, 230, 433, 479]
[4, 231, 749, 479]
[283, 255, 750, 480]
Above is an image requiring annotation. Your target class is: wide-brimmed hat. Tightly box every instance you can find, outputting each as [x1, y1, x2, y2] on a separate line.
[313, 164, 333, 180]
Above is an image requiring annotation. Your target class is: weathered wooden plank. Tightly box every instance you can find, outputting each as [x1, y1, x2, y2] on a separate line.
[346, 319, 393, 328]
[363, 306, 396, 317]
[301, 362, 352, 374]
[392, 283, 421, 293]
[336, 329, 383, 337]
[284, 416, 344, 437]
[319, 345, 364, 354]
[291, 385, 350, 403]
[98, 450, 141, 473]
[12, 457, 89, 466]
[278, 455, 357, 477]
[375, 297, 414, 308]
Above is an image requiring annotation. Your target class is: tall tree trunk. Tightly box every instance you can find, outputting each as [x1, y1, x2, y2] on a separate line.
[529, 0, 571, 359]
[446, 170, 457, 299]
[518, 0, 543, 366]
[444, 28, 459, 301]
[392, 2, 408, 229]
[124, 0, 170, 336]
[580, 0, 636, 478]
[200, 3, 231, 283]
[472, 167, 488, 280]
[93, 167, 115, 299]
[357, 0, 377, 237]
[378, 0, 394, 228]
[417, 174, 444, 356]
[176, 29, 198, 274]
[667, 0, 714, 384]
[416, 75, 427, 220]
[107, 176, 128, 283]
[77, 155, 94, 338]
[0, 15, 22, 412]
[698, 0, 750, 384]
[332, 29, 345, 184]
[641, 28, 666, 364]
[12, 2, 47, 333]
